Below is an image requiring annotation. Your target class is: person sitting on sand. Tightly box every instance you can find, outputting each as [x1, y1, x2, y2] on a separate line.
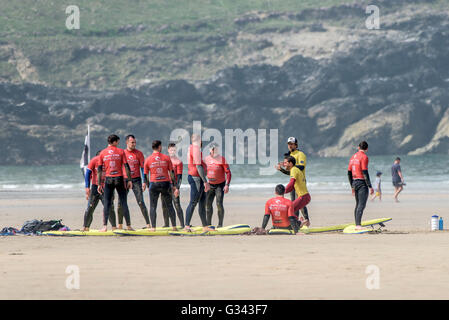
[260, 184, 302, 234]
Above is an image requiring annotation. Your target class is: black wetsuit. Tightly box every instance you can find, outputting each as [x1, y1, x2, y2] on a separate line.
[185, 165, 208, 227]
[118, 177, 150, 226]
[162, 174, 184, 228]
[348, 167, 372, 226]
[148, 181, 177, 228]
[103, 176, 131, 226]
[206, 181, 226, 228]
[83, 184, 117, 228]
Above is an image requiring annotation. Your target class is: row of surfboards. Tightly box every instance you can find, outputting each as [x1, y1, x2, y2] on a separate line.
[42, 218, 392, 236]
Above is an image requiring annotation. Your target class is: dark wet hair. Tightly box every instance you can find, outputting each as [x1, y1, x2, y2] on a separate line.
[152, 140, 162, 150]
[168, 143, 177, 149]
[395, 157, 401, 162]
[359, 141, 368, 150]
[275, 184, 285, 195]
[108, 134, 120, 144]
[285, 156, 296, 166]
[125, 134, 135, 141]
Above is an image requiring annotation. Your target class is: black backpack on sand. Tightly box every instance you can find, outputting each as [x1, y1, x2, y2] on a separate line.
[20, 219, 65, 233]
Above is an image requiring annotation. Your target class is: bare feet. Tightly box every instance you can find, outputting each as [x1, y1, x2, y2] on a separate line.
[98, 227, 107, 232]
[126, 226, 134, 231]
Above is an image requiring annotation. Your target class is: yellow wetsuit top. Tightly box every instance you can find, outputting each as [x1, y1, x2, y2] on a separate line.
[290, 150, 307, 174]
[290, 166, 308, 197]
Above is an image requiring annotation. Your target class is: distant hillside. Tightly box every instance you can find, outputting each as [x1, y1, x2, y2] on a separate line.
[1, 0, 449, 164]
[1, 0, 447, 89]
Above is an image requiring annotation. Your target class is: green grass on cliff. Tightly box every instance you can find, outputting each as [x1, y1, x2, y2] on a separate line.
[1, 0, 448, 89]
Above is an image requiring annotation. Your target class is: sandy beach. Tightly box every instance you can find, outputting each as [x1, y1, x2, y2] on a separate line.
[1, 189, 449, 300]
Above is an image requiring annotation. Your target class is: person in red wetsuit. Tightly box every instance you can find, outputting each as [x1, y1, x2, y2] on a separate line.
[143, 140, 178, 231]
[162, 143, 185, 228]
[185, 134, 211, 231]
[347, 141, 374, 231]
[261, 184, 301, 234]
[117, 135, 150, 229]
[205, 143, 231, 228]
[82, 150, 117, 231]
[97, 134, 134, 232]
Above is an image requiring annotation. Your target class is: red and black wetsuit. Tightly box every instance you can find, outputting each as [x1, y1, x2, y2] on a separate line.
[348, 150, 372, 225]
[98, 146, 131, 227]
[144, 152, 177, 228]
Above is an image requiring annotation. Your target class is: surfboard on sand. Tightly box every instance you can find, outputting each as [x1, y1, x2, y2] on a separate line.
[342, 225, 372, 234]
[268, 218, 392, 235]
[169, 224, 251, 236]
[113, 226, 203, 236]
[43, 229, 115, 236]
[44, 226, 188, 236]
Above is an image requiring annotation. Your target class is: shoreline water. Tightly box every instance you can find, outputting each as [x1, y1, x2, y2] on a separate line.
[2, 154, 449, 194]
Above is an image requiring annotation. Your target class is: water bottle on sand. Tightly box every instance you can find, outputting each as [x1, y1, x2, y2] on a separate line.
[431, 215, 439, 231]
[439, 217, 444, 231]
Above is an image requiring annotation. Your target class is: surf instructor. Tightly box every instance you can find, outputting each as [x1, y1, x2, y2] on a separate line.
[283, 156, 311, 215]
[275, 137, 310, 226]
[347, 141, 374, 231]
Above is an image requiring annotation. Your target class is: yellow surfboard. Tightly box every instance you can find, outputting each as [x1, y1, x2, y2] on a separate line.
[343, 225, 372, 234]
[169, 224, 251, 236]
[43, 226, 188, 237]
[268, 218, 392, 235]
[43, 229, 115, 236]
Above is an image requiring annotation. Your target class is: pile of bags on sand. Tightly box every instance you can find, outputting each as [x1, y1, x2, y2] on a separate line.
[0, 220, 69, 236]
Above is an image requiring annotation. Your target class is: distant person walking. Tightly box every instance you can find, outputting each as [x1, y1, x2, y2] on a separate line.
[392, 157, 405, 203]
[370, 171, 382, 202]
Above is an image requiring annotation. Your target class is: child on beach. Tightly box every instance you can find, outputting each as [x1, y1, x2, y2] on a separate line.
[371, 171, 382, 201]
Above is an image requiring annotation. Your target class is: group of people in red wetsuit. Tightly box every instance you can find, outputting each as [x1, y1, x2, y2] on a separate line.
[83, 133, 231, 232]
[84, 133, 373, 234]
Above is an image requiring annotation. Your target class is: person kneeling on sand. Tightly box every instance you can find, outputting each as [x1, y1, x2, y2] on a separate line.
[259, 184, 302, 235]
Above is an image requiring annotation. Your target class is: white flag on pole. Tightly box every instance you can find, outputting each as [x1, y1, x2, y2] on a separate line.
[80, 125, 90, 178]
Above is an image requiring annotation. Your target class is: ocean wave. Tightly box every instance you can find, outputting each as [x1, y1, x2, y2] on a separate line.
[1, 179, 448, 194]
